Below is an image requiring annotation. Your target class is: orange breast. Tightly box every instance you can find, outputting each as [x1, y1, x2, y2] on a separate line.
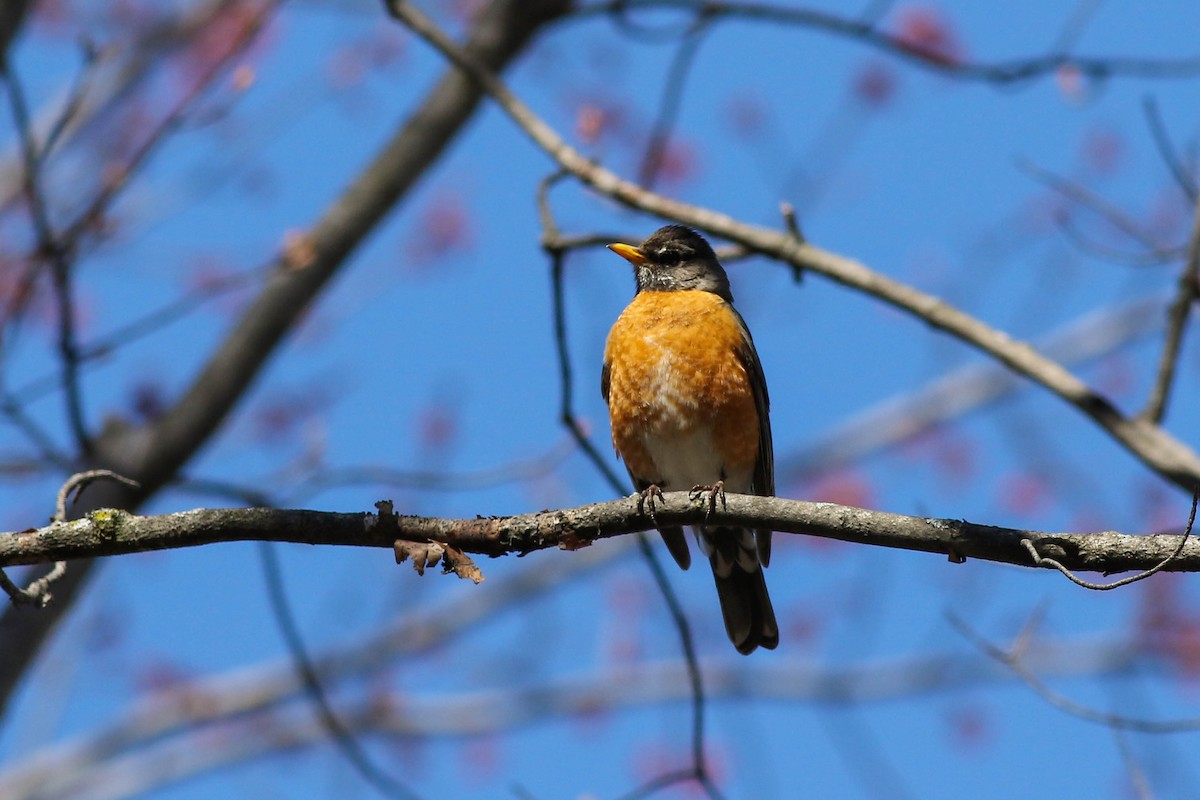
[604, 290, 760, 482]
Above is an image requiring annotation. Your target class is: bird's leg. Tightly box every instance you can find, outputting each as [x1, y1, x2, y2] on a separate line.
[636, 484, 667, 526]
[689, 480, 726, 520]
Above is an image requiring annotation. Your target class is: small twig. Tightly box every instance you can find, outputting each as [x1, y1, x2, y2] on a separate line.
[540, 180, 631, 495]
[1142, 95, 1198, 203]
[780, 201, 805, 281]
[1009, 602, 1047, 660]
[780, 201, 804, 242]
[1054, 212, 1184, 267]
[1018, 157, 1162, 251]
[856, 0, 895, 26]
[1022, 490, 1198, 590]
[42, 38, 103, 159]
[1, 58, 92, 453]
[1140, 194, 1200, 423]
[0, 562, 66, 607]
[55, 469, 141, 523]
[41, 471, 131, 604]
[2, 469, 140, 606]
[578, 0, 1200, 84]
[1113, 727, 1154, 800]
[615, 767, 721, 800]
[535, 168, 571, 250]
[633, 533, 725, 799]
[636, 10, 712, 189]
[1047, 0, 1104, 54]
[259, 541, 425, 800]
[13, 261, 268, 403]
[58, 1, 279, 248]
[949, 610, 1200, 733]
[0, 391, 72, 469]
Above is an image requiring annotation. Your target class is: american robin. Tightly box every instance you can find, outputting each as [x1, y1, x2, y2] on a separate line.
[602, 224, 778, 654]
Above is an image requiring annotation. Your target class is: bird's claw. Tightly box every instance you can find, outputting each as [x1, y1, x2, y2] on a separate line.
[636, 484, 666, 526]
[689, 481, 726, 520]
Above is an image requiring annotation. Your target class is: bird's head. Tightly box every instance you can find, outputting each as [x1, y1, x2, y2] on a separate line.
[608, 225, 732, 302]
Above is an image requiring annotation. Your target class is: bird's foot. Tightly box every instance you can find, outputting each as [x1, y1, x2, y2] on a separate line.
[636, 484, 667, 525]
[689, 481, 726, 519]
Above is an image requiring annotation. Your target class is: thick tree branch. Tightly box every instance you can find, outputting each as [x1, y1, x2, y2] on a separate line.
[389, 0, 1200, 495]
[3, 493, 1198, 576]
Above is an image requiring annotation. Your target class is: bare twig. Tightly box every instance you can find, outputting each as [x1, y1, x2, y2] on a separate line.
[1140, 195, 1200, 423]
[0, 1, 30, 67]
[780, 201, 805, 281]
[1054, 212, 1184, 267]
[634, 533, 724, 800]
[1021, 490, 1197, 590]
[1, 60, 91, 452]
[1113, 728, 1154, 800]
[577, 0, 1200, 84]
[1142, 95, 1198, 203]
[40, 39, 102, 160]
[950, 612, 1200, 733]
[1047, 0, 1105, 54]
[58, 2, 279, 249]
[11, 261, 269, 403]
[1018, 158, 1163, 252]
[636, 11, 712, 189]
[55, 469, 140, 523]
[780, 200, 804, 242]
[538, 173, 630, 496]
[0, 562, 64, 608]
[0, 391, 72, 469]
[1, 470, 139, 606]
[614, 769, 700, 800]
[258, 541, 424, 800]
[0, 2, 258, 216]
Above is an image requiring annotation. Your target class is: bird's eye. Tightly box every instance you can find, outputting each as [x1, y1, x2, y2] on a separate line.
[657, 245, 686, 263]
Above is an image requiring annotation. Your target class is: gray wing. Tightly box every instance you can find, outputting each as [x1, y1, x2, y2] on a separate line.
[731, 306, 774, 567]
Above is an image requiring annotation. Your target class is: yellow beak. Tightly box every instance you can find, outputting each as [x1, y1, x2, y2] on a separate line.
[607, 242, 647, 266]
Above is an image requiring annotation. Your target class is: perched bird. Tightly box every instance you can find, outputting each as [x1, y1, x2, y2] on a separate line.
[602, 225, 778, 654]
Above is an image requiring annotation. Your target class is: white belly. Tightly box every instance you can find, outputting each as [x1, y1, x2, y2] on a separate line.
[642, 427, 753, 493]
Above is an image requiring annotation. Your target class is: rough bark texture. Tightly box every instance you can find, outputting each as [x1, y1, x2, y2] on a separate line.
[4, 493, 1197, 576]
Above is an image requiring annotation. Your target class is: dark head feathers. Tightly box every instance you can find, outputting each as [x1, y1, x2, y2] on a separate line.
[608, 225, 732, 301]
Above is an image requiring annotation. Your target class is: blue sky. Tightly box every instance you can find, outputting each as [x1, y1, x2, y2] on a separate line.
[3, 1, 1200, 798]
